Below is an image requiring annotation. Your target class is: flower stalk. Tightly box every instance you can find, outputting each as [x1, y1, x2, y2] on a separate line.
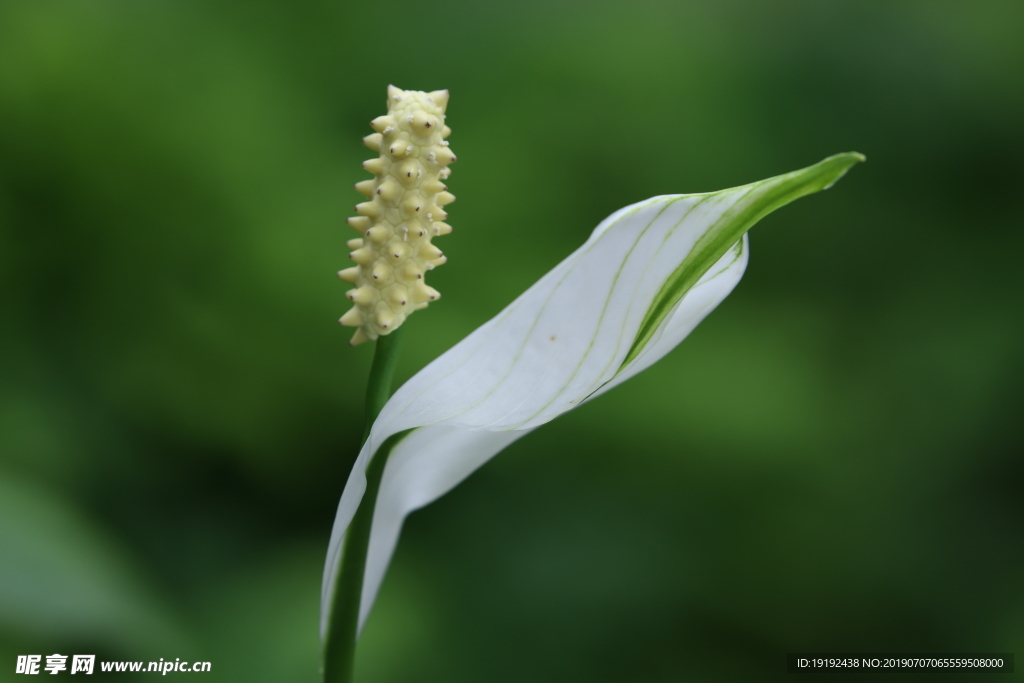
[322, 328, 405, 683]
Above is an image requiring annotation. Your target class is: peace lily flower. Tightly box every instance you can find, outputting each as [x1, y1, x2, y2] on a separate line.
[322, 126, 863, 659]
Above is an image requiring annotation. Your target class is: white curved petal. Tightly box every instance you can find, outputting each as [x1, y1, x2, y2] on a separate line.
[354, 241, 747, 631]
[321, 153, 864, 637]
[322, 192, 746, 635]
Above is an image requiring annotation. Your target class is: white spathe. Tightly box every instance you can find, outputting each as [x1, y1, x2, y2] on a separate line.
[321, 153, 862, 636]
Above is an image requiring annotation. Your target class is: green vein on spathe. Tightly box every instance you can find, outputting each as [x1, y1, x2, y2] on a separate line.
[619, 152, 865, 372]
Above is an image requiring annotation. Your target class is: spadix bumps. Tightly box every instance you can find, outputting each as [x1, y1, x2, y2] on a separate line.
[338, 85, 455, 346]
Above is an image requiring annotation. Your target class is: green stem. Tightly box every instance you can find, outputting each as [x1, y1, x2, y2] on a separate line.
[361, 327, 405, 446]
[323, 327, 405, 683]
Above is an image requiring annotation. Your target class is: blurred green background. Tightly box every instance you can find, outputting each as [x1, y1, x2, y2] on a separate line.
[1, 0, 1021, 680]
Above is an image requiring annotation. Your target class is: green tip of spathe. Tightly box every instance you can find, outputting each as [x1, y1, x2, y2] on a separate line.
[815, 151, 866, 190]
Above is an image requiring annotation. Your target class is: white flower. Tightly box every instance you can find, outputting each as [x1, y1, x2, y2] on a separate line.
[321, 152, 863, 636]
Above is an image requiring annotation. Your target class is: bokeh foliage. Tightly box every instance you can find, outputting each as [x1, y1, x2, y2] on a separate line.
[1, 1, 1022, 681]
